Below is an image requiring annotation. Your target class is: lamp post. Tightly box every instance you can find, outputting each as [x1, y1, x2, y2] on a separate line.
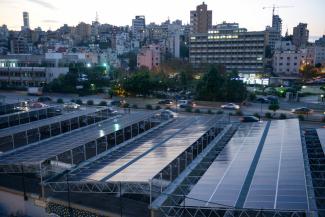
[66, 171, 72, 217]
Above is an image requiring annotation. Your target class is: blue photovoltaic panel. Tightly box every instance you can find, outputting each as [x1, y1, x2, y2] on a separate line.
[185, 122, 267, 207]
[244, 119, 308, 210]
[316, 129, 325, 155]
[186, 119, 309, 211]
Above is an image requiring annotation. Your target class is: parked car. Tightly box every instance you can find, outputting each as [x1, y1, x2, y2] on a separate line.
[64, 102, 80, 110]
[110, 100, 126, 107]
[291, 107, 313, 115]
[177, 100, 196, 108]
[240, 116, 260, 123]
[161, 110, 176, 119]
[30, 102, 47, 108]
[158, 99, 174, 105]
[38, 96, 52, 102]
[267, 96, 279, 104]
[221, 103, 240, 110]
[256, 97, 269, 104]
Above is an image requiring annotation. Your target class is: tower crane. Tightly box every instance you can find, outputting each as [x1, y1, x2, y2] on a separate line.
[262, 5, 293, 16]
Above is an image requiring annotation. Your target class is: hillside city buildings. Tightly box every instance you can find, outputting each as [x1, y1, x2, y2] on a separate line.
[0, 3, 323, 88]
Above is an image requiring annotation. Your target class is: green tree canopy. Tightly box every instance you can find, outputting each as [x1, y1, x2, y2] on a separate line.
[196, 66, 247, 102]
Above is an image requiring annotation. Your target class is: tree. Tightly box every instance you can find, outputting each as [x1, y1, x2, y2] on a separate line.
[268, 102, 280, 116]
[196, 66, 247, 102]
[300, 64, 318, 81]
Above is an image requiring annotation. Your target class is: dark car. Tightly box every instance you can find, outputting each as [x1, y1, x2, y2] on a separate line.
[38, 96, 52, 102]
[240, 116, 260, 123]
[256, 97, 269, 104]
[291, 107, 313, 115]
[267, 96, 278, 104]
[158, 99, 174, 105]
[110, 100, 126, 107]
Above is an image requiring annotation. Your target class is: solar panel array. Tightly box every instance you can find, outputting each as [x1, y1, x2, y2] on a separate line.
[316, 129, 325, 154]
[0, 107, 104, 137]
[185, 119, 309, 211]
[109, 116, 217, 182]
[244, 119, 308, 210]
[0, 111, 154, 164]
[67, 117, 194, 182]
[185, 122, 267, 207]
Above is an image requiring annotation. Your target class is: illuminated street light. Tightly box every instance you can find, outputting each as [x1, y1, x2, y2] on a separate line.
[87, 63, 91, 68]
[103, 63, 107, 67]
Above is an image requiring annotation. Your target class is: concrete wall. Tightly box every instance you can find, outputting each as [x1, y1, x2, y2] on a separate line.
[0, 188, 47, 217]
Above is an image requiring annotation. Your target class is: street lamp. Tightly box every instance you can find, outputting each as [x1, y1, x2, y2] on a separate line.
[86, 63, 91, 68]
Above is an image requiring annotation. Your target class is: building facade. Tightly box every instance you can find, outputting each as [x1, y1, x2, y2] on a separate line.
[272, 41, 306, 76]
[189, 22, 268, 74]
[137, 44, 160, 70]
[190, 2, 212, 34]
[132, 16, 146, 41]
[22, 12, 30, 30]
[293, 23, 309, 48]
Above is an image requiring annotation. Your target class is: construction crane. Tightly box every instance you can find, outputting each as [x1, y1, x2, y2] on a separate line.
[262, 5, 293, 16]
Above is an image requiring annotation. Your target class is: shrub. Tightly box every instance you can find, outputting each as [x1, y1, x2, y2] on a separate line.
[86, 100, 94, 105]
[185, 107, 192, 112]
[75, 99, 83, 105]
[248, 93, 256, 101]
[228, 112, 234, 116]
[216, 110, 224, 114]
[98, 101, 107, 106]
[57, 98, 64, 104]
[265, 112, 272, 119]
[322, 116, 325, 123]
[195, 108, 201, 113]
[122, 103, 129, 108]
[253, 113, 260, 118]
[279, 113, 287, 119]
[298, 115, 305, 121]
[70, 99, 75, 103]
[207, 109, 213, 114]
[132, 104, 138, 109]
[235, 110, 243, 116]
[146, 104, 153, 110]
[155, 105, 161, 110]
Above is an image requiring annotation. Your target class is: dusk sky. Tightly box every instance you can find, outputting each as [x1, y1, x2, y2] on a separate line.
[0, 0, 324, 40]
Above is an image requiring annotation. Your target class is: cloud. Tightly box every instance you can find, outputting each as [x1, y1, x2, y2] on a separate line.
[26, 0, 56, 10]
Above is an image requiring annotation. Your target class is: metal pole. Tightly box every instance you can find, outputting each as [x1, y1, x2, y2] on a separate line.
[119, 182, 123, 217]
[21, 165, 28, 201]
[66, 172, 72, 217]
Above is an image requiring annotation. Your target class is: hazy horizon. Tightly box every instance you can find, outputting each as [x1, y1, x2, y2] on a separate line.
[0, 0, 324, 40]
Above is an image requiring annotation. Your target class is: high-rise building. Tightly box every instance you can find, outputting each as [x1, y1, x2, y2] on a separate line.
[22, 12, 30, 30]
[189, 22, 268, 75]
[265, 14, 282, 51]
[190, 2, 212, 34]
[293, 23, 309, 48]
[272, 15, 282, 35]
[132, 16, 146, 41]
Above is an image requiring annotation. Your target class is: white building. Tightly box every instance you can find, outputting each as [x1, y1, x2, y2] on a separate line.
[273, 41, 303, 76]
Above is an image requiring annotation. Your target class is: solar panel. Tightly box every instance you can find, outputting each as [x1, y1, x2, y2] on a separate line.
[185, 119, 309, 211]
[67, 117, 194, 182]
[316, 129, 325, 155]
[185, 122, 267, 207]
[0, 107, 105, 137]
[244, 119, 308, 210]
[108, 116, 218, 182]
[0, 111, 155, 165]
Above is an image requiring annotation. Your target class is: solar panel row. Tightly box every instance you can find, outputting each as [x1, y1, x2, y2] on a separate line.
[185, 119, 309, 211]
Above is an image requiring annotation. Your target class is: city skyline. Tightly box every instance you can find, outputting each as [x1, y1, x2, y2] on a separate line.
[0, 0, 324, 40]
